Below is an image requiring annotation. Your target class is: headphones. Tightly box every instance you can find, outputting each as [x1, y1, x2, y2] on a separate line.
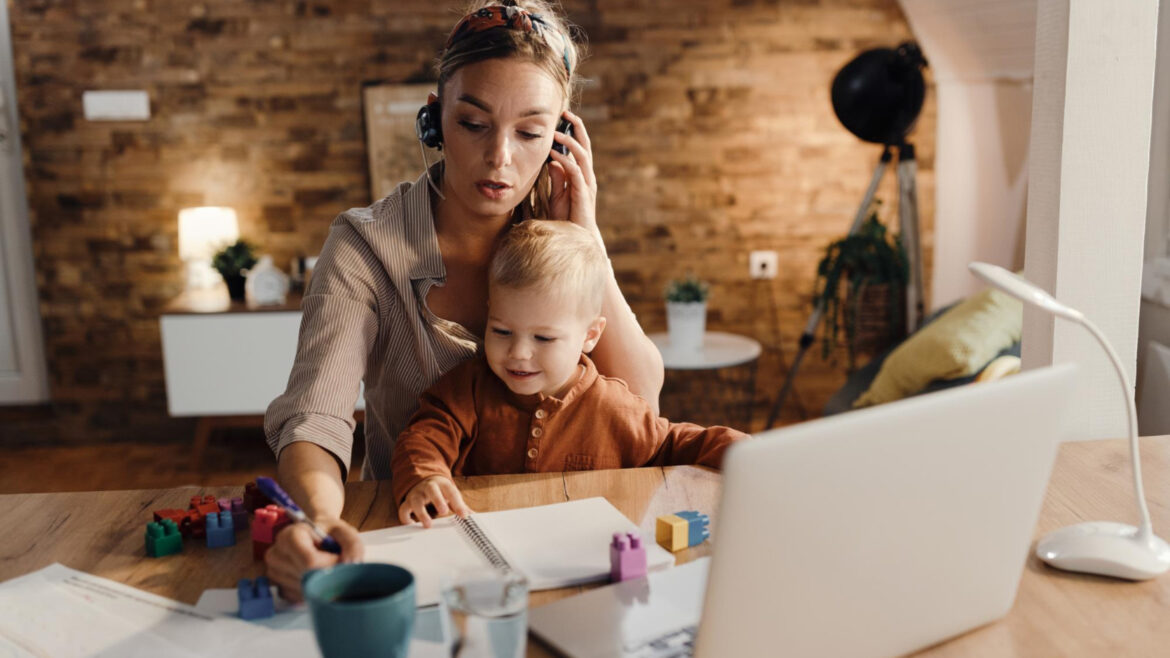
[415, 99, 574, 161]
[415, 101, 444, 150]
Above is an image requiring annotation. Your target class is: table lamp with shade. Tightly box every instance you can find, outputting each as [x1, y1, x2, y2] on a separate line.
[968, 261, 1170, 580]
[178, 207, 239, 291]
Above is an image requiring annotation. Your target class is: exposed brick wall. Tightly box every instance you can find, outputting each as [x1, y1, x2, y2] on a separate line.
[6, 0, 932, 444]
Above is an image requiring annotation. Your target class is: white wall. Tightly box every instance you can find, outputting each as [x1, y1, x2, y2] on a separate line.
[1144, 0, 1170, 263]
[898, 0, 1038, 310]
[1024, 0, 1158, 441]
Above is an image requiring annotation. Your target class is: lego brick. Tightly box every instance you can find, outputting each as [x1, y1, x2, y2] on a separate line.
[252, 538, 272, 562]
[152, 508, 188, 536]
[230, 497, 248, 530]
[189, 495, 220, 518]
[251, 504, 290, 544]
[675, 510, 711, 548]
[237, 577, 275, 620]
[206, 511, 236, 549]
[185, 509, 206, 539]
[145, 518, 182, 557]
[656, 514, 689, 553]
[243, 482, 269, 514]
[610, 532, 648, 582]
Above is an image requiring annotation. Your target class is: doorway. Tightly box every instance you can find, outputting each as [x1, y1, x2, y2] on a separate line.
[0, 1, 48, 405]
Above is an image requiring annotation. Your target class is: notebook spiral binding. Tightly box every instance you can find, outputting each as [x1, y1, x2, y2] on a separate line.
[455, 515, 513, 571]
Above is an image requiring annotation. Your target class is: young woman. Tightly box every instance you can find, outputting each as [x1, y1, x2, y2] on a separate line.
[262, 1, 664, 600]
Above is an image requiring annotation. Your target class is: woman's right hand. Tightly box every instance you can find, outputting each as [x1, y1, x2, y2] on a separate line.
[264, 516, 365, 603]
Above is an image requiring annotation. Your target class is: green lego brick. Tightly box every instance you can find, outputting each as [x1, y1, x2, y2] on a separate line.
[146, 518, 183, 557]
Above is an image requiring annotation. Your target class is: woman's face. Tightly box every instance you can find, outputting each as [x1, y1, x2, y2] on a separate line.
[439, 58, 565, 221]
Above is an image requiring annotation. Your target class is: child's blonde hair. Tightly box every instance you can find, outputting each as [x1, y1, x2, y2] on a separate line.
[490, 220, 607, 316]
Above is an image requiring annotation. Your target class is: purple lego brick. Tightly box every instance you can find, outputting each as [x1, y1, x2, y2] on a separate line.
[238, 577, 275, 620]
[206, 511, 236, 548]
[610, 531, 648, 582]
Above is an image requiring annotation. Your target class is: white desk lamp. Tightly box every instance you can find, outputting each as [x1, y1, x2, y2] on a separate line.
[969, 262, 1170, 580]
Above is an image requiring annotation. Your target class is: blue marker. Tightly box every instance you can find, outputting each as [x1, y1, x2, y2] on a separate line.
[254, 476, 342, 554]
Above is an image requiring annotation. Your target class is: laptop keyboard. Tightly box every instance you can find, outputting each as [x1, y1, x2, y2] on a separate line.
[623, 624, 697, 658]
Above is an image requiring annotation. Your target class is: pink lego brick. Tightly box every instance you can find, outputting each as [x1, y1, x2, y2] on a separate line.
[610, 531, 648, 583]
[251, 504, 290, 544]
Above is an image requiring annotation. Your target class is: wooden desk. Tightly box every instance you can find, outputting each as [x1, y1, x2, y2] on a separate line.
[2, 440, 1170, 656]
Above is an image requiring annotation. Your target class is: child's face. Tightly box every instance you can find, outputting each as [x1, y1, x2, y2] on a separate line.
[485, 284, 605, 397]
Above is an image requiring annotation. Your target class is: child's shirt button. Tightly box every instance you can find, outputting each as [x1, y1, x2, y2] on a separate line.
[535, 409, 546, 419]
[527, 448, 538, 459]
[532, 427, 543, 438]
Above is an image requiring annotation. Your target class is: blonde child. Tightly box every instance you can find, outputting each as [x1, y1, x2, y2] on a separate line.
[390, 220, 746, 526]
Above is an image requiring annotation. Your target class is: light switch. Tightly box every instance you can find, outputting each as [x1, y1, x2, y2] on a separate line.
[82, 90, 151, 121]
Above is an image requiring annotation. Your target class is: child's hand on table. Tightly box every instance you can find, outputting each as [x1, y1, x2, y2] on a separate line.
[398, 475, 472, 528]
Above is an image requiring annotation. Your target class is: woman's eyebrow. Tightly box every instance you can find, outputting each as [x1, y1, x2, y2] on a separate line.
[456, 94, 552, 118]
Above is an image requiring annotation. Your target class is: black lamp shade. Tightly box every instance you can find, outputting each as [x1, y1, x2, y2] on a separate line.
[831, 42, 928, 145]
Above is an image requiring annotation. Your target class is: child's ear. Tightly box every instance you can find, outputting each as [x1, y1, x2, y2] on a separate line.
[582, 316, 607, 353]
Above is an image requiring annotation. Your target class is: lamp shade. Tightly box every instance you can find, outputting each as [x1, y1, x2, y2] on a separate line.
[178, 207, 239, 262]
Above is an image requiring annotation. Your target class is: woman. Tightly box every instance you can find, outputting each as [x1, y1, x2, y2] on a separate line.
[262, 1, 664, 600]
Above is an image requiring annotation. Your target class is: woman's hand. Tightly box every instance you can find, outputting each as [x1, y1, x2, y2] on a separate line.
[398, 475, 472, 528]
[264, 517, 364, 603]
[548, 110, 601, 242]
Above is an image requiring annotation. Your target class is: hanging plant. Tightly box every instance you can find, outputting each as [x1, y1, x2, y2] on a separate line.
[813, 205, 908, 370]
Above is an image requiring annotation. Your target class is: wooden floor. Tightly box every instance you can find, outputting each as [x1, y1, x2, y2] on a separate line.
[0, 427, 283, 494]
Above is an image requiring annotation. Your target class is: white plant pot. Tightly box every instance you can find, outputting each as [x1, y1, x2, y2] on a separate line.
[666, 301, 707, 352]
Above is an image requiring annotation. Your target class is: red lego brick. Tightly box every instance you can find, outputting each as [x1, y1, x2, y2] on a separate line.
[189, 495, 220, 518]
[185, 510, 206, 539]
[152, 508, 187, 526]
[243, 482, 269, 514]
[251, 504, 290, 544]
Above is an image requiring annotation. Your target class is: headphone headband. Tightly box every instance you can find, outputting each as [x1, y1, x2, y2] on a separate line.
[445, 5, 572, 75]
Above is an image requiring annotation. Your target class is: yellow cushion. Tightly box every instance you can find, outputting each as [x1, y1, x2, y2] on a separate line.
[853, 288, 1023, 408]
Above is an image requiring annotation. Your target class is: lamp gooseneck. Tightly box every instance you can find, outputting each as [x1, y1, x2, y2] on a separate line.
[968, 261, 1170, 579]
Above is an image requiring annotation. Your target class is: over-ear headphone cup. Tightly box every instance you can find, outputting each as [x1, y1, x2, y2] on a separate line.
[415, 101, 443, 149]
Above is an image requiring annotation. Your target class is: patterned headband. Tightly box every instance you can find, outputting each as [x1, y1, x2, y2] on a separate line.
[445, 5, 572, 75]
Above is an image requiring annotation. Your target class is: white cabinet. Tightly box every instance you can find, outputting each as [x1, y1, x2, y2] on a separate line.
[159, 290, 362, 458]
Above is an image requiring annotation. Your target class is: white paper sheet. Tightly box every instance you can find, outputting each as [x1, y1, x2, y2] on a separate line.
[0, 564, 269, 658]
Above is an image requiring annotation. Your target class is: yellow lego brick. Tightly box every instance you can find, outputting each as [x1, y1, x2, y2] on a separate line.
[656, 514, 689, 552]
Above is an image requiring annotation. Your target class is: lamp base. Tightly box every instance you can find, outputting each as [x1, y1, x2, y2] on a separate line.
[1036, 521, 1170, 580]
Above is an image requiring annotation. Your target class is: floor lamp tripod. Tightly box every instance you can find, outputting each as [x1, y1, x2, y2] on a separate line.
[766, 42, 928, 429]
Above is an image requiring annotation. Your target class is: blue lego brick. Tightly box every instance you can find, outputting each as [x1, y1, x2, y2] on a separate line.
[238, 577, 275, 620]
[675, 510, 710, 548]
[206, 511, 236, 548]
[145, 518, 182, 557]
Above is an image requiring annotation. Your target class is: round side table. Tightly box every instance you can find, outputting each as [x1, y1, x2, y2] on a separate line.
[649, 331, 762, 432]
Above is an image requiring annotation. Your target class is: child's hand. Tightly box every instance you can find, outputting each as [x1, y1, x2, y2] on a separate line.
[398, 475, 472, 528]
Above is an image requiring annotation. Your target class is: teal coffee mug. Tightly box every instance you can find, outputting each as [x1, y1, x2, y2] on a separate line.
[302, 563, 416, 658]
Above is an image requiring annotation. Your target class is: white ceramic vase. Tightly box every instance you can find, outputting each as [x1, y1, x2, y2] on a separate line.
[666, 301, 707, 352]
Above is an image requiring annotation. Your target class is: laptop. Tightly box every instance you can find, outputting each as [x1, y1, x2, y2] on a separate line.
[530, 364, 1078, 657]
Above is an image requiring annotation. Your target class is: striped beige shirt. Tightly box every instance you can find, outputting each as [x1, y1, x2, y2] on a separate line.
[265, 168, 480, 480]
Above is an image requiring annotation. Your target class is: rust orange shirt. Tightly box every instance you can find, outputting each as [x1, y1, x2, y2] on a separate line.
[390, 354, 747, 503]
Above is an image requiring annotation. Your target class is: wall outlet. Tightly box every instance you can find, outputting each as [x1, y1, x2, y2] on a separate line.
[750, 250, 779, 279]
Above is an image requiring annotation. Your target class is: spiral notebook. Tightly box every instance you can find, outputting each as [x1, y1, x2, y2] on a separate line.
[361, 497, 676, 606]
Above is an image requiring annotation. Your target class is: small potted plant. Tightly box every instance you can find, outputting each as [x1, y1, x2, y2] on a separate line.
[813, 206, 908, 370]
[664, 273, 710, 352]
[212, 239, 259, 301]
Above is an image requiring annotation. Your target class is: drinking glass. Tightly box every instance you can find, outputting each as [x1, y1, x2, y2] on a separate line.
[441, 567, 529, 658]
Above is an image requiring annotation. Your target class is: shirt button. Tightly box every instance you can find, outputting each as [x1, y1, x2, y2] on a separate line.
[527, 448, 538, 459]
[531, 427, 543, 438]
[535, 409, 546, 419]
